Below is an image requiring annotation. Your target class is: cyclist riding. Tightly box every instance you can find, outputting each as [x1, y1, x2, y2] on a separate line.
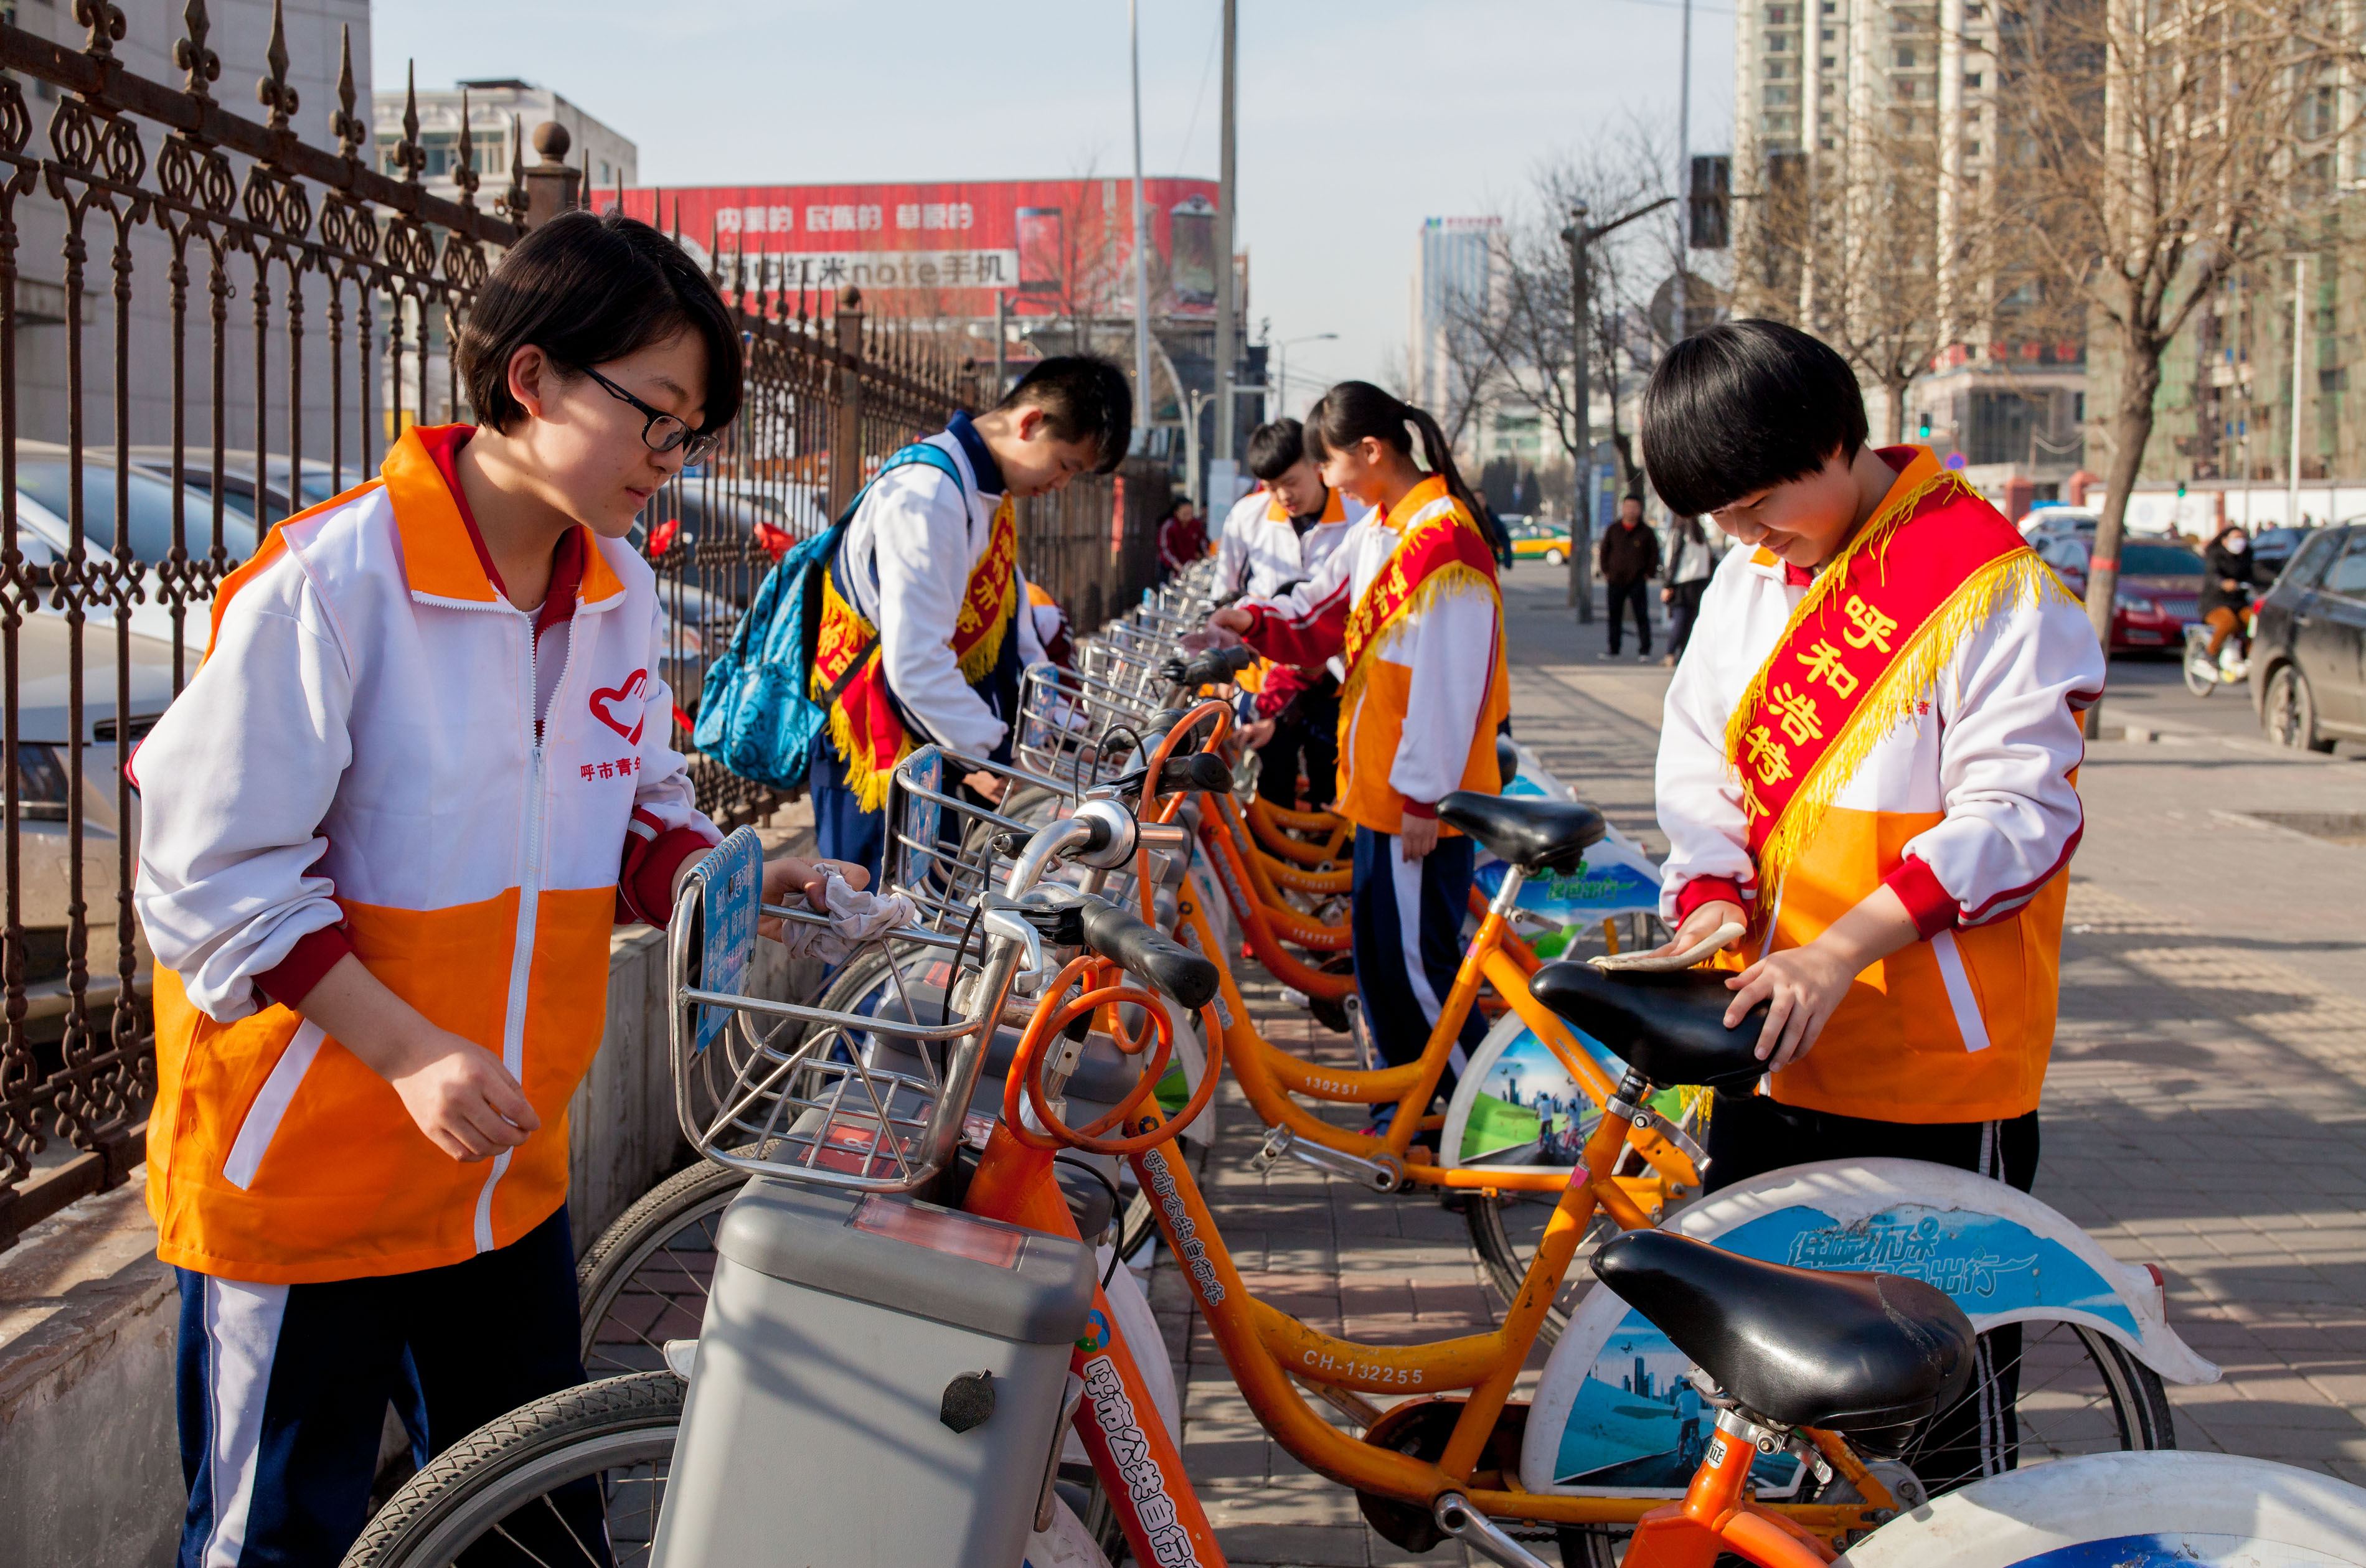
[2197, 523, 2259, 679]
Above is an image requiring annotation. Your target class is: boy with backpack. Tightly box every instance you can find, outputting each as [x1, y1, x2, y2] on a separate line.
[805, 357, 1132, 878]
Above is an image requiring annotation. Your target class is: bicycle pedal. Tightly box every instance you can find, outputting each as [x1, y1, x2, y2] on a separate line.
[1249, 1124, 1294, 1174]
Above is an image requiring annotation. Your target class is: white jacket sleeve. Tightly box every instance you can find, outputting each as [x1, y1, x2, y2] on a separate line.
[1901, 591, 2103, 928]
[1654, 571, 1757, 921]
[1014, 571, 1047, 667]
[865, 466, 1008, 756]
[626, 589, 720, 843]
[132, 567, 355, 1023]
[1214, 520, 1251, 598]
[1388, 587, 1500, 809]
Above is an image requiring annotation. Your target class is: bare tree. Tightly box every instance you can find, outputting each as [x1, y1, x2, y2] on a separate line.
[1447, 123, 1677, 500]
[1991, 0, 2364, 733]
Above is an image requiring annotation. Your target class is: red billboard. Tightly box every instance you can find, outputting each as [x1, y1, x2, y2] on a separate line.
[620, 177, 1221, 319]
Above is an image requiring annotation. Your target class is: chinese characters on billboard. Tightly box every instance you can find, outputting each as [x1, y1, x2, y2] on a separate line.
[622, 177, 1220, 318]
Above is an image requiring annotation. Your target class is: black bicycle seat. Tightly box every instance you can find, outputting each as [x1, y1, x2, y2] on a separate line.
[1437, 791, 1605, 874]
[1591, 1231, 1976, 1452]
[1527, 964, 1768, 1091]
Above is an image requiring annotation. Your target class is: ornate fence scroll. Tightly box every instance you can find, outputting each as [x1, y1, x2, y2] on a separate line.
[0, 0, 1163, 1252]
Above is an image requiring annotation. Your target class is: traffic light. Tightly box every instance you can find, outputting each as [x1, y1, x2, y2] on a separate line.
[1917, 413, 1932, 439]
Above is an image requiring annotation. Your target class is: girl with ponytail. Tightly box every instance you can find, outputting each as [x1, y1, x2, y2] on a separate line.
[1205, 380, 1512, 1091]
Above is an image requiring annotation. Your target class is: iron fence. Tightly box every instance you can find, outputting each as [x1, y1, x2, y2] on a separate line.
[0, 0, 1165, 1251]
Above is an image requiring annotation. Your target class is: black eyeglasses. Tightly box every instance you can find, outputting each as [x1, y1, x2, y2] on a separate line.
[582, 365, 722, 465]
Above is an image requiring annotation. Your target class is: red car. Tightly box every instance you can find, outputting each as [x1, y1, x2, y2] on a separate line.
[2040, 536, 2205, 652]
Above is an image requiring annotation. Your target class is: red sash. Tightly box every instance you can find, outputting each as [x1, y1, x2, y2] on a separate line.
[813, 495, 1020, 810]
[1339, 487, 1500, 701]
[1726, 454, 2058, 915]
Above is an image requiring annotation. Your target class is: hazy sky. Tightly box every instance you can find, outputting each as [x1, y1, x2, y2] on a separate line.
[375, 1, 1735, 414]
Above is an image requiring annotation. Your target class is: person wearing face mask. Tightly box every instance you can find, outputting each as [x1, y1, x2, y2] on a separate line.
[2199, 525, 2257, 671]
[129, 212, 872, 1566]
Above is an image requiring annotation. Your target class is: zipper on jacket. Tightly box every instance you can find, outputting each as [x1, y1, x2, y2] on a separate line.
[473, 595, 582, 1252]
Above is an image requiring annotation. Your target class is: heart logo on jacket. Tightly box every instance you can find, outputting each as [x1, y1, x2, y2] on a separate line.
[590, 669, 649, 746]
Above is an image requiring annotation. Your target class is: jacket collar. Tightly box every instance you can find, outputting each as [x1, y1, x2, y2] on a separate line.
[382, 425, 627, 611]
[1382, 474, 1451, 532]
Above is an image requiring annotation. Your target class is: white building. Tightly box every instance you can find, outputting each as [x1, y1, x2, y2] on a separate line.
[372, 80, 638, 209]
[1732, 0, 2087, 511]
[1410, 217, 1500, 418]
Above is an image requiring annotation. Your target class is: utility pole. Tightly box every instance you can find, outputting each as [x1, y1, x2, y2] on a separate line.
[1672, 0, 1692, 346]
[1130, 0, 1151, 443]
[1212, 0, 1239, 487]
[1563, 196, 1674, 622]
[992, 289, 1008, 401]
[2288, 252, 2306, 528]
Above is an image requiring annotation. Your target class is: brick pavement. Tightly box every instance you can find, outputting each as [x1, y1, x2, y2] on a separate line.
[1141, 569, 2366, 1564]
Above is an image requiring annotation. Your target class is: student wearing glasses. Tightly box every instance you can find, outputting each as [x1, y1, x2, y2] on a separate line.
[131, 212, 852, 1566]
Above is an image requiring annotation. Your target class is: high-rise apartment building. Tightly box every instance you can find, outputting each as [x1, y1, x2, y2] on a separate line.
[1732, 0, 2088, 512]
[1411, 217, 1501, 420]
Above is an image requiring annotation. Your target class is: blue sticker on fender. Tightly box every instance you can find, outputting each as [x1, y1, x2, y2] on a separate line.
[2005, 1533, 2323, 1566]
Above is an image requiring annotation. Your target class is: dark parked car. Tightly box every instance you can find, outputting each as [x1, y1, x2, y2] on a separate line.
[2251, 523, 2366, 753]
[2250, 526, 2309, 580]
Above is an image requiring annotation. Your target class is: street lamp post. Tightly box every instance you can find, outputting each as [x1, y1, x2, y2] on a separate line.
[1274, 332, 1337, 420]
[1561, 196, 1673, 622]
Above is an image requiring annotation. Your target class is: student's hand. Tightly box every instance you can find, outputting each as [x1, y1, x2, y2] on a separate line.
[756, 855, 870, 941]
[1399, 812, 1441, 861]
[1205, 606, 1253, 647]
[298, 954, 540, 1162]
[1719, 884, 1919, 1071]
[386, 1028, 541, 1163]
[1660, 587, 1674, 603]
[1240, 716, 1277, 749]
[1647, 900, 1745, 961]
[963, 769, 1009, 806]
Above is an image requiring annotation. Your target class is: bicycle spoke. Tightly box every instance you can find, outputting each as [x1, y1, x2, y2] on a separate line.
[535, 1491, 613, 1567]
[488, 1518, 573, 1568]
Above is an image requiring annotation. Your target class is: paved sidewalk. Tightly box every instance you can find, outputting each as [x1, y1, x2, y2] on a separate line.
[1145, 568, 2366, 1564]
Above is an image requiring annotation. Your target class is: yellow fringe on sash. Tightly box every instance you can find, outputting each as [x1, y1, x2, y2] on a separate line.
[1739, 545, 2075, 924]
[954, 588, 1015, 685]
[1336, 564, 1502, 719]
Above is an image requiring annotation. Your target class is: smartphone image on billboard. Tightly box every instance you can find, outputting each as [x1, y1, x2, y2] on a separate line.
[1168, 195, 1216, 309]
[1017, 206, 1064, 294]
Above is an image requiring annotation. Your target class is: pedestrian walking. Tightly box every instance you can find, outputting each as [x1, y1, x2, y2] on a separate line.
[1598, 493, 1662, 659]
[1661, 514, 1715, 664]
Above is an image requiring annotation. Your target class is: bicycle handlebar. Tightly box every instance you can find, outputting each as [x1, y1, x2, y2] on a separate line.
[1075, 896, 1220, 1010]
[1159, 644, 1258, 690]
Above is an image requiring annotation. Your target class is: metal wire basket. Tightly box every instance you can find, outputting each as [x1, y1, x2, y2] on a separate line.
[667, 828, 1028, 1195]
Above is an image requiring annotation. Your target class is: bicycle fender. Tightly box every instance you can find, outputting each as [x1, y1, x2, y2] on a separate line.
[1517, 1156, 2219, 1498]
[1836, 1451, 2366, 1566]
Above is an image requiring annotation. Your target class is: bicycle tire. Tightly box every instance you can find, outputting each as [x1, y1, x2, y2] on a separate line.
[1551, 1318, 2177, 1566]
[577, 1160, 750, 1377]
[341, 1371, 681, 1568]
[578, 947, 906, 1374]
[2182, 629, 2216, 698]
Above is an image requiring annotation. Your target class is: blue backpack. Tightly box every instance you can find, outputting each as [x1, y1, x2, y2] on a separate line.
[692, 443, 964, 792]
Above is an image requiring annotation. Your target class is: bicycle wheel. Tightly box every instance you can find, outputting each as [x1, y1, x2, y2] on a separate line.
[2182, 628, 2217, 697]
[1553, 1317, 2176, 1566]
[577, 1160, 749, 1377]
[342, 1371, 680, 1568]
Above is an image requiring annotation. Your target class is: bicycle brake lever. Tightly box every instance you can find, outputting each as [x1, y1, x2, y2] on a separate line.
[979, 904, 1047, 993]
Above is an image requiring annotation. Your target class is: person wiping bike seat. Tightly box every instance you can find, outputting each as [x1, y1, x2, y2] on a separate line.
[1641, 320, 2103, 1485]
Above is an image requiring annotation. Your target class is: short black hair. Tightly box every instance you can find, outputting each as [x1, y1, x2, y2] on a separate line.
[1638, 319, 1868, 517]
[994, 355, 1133, 474]
[1245, 418, 1306, 482]
[458, 209, 743, 438]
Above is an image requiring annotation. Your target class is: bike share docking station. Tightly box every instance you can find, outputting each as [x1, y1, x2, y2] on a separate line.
[650, 1178, 1095, 1568]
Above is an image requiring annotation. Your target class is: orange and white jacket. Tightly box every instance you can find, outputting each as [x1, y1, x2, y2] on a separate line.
[1655, 459, 2104, 1124]
[133, 426, 719, 1284]
[1237, 477, 1509, 834]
